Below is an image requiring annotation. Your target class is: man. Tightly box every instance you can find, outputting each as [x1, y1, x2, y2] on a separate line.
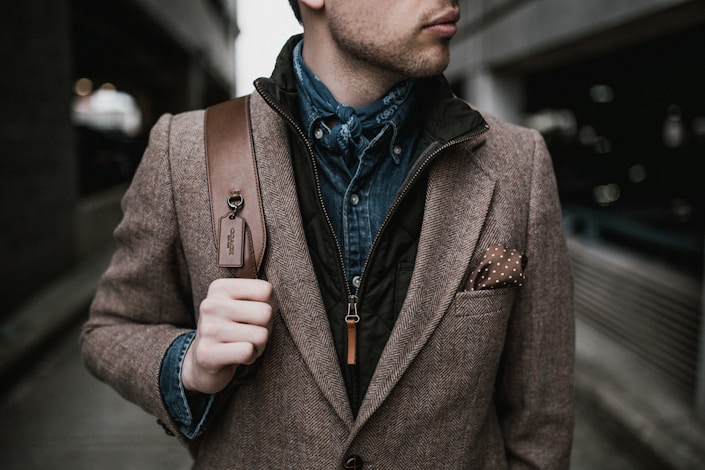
[81, 0, 575, 468]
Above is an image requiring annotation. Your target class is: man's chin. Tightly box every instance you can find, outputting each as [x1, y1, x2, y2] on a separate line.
[409, 56, 450, 79]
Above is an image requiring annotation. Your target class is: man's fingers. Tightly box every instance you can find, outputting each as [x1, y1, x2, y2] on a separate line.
[194, 340, 260, 371]
[201, 278, 276, 328]
[207, 278, 276, 303]
[198, 322, 270, 354]
[200, 296, 274, 326]
[184, 278, 276, 394]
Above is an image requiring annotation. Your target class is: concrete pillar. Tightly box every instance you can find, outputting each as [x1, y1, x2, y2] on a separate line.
[0, 0, 78, 315]
[186, 60, 207, 111]
[466, 70, 525, 125]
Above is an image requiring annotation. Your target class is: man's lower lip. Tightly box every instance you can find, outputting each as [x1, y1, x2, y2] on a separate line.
[424, 23, 458, 37]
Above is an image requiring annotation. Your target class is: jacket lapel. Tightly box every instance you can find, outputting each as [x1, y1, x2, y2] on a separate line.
[355, 138, 497, 428]
[248, 93, 355, 426]
[248, 91, 496, 430]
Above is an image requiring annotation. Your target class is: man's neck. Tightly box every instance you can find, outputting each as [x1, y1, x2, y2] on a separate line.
[301, 34, 404, 109]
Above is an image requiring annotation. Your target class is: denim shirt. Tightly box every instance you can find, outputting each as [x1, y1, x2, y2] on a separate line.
[159, 40, 423, 439]
[292, 40, 422, 291]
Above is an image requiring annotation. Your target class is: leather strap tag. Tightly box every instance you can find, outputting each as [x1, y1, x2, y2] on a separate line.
[218, 215, 245, 268]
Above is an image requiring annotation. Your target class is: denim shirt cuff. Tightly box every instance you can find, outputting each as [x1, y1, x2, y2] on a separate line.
[159, 331, 216, 440]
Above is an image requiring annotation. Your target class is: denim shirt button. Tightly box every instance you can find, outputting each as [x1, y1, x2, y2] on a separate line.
[314, 127, 324, 140]
[393, 145, 402, 155]
[352, 276, 362, 288]
[349, 193, 360, 206]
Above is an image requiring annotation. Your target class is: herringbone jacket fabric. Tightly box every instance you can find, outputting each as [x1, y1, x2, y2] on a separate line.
[81, 88, 574, 469]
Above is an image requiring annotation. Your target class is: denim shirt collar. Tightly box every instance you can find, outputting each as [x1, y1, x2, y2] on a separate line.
[292, 40, 417, 165]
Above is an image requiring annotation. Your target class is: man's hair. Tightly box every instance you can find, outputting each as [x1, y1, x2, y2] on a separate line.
[289, 0, 302, 23]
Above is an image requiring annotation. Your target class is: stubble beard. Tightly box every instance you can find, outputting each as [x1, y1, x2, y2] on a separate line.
[328, 21, 451, 83]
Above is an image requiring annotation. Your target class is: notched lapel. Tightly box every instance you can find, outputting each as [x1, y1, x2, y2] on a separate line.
[355, 142, 497, 427]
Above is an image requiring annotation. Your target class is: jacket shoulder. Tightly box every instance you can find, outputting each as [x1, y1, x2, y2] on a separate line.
[471, 109, 548, 175]
[169, 108, 206, 139]
[482, 112, 541, 148]
[143, 109, 206, 155]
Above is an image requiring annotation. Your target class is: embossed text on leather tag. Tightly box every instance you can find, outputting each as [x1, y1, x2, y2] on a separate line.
[218, 215, 245, 267]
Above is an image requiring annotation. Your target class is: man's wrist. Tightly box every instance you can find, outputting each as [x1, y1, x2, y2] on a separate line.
[159, 331, 216, 439]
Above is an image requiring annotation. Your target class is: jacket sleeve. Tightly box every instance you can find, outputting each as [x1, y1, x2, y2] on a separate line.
[80, 113, 197, 444]
[496, 129, 575, 469]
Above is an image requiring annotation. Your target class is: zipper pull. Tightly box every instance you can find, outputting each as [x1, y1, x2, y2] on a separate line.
[345, 295, 360, 366]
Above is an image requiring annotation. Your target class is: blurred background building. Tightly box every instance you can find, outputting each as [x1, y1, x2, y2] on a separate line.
[447, 0, 705, 462]
[1, 0, 704, 468]
[1, 0, 238, 317]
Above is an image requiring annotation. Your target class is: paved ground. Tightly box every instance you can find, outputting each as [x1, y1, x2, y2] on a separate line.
[0, 321, 650, 470]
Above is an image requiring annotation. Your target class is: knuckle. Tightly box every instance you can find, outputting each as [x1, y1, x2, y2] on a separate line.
[208, 278, 227, 293]
[199, 297, 218, 316]
[199, 321, 220, 338]
[195, 345, 218, 369]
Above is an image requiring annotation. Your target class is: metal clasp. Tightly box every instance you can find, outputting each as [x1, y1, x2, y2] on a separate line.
[227, 192, 244, 219]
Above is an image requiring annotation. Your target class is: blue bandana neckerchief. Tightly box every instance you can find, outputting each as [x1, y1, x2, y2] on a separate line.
[292, 40, 415, 168]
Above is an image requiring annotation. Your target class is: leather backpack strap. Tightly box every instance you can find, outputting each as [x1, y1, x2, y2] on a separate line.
[205, 95, 266, 278]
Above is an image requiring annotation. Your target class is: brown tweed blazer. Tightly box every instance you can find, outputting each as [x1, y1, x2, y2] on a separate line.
[81, 91, 574, 469]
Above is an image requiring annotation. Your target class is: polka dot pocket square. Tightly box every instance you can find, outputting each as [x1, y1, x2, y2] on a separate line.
[466, 244, 527, 291]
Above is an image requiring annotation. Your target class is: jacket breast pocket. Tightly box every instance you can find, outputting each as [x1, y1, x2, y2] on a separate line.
[450, 286, 518, 319]
[437, 289, 517, 366]
[414, 288, 518, 400]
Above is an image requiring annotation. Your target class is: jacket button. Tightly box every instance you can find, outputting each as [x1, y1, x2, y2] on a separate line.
[343, 455, 364, 469]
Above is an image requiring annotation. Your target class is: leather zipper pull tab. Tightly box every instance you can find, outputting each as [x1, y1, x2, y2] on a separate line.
[345, 295, 360, 366]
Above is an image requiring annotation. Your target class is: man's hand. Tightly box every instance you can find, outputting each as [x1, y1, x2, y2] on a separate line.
[182, 279, 276, 394]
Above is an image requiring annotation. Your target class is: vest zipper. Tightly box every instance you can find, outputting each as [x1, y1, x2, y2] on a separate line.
[356, 124, 490, 296]
[255, 80, 360, 314]
[255, 80, 489, 388]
